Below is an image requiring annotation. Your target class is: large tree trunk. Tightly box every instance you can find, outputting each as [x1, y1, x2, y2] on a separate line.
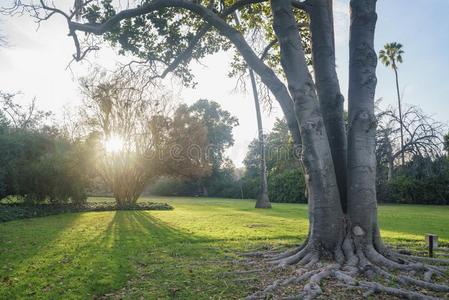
[347, 0, 381, 248]
[309, 0, 348, 212]
[271, 0, 344, 254]
[246, 2, 449, 298]
[249, 69, 272, 209]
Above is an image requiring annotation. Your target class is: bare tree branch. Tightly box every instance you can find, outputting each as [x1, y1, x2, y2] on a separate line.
[376, 103, 446, 166]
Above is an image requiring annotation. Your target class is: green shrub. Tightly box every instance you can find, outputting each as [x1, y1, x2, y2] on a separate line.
[268, 168, 306, 203]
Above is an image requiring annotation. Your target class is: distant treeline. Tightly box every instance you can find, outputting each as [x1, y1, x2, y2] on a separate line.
[1, 89, 448, 205]
[149, 117, 449, 205]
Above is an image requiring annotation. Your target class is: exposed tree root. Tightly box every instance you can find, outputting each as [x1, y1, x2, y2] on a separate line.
[240, 239, 449, 300]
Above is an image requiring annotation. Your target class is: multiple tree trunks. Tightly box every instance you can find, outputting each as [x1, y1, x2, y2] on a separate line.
[308, 0, 348, 212]
[271, 0, 344, 252]
[243, 1, 448, 299]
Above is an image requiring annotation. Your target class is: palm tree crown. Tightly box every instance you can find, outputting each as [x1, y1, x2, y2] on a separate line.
[379, 42, 404, 69]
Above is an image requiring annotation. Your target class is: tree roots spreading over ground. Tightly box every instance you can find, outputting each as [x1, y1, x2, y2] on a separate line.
[234, 239, 449, 300]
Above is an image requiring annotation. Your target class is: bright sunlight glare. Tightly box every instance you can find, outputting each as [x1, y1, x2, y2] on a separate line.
[104, 135, 125, 153]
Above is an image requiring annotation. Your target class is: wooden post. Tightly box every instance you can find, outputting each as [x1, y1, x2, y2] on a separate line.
[426, 234, 438, 258]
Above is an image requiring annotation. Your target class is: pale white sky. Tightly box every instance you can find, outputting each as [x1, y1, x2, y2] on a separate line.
[1, 0, 448, 166]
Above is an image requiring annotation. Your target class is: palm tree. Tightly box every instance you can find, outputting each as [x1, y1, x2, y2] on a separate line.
[379, 42, 405, 166]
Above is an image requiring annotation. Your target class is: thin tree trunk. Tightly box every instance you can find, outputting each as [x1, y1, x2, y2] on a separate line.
[387, 156, 394, 182]
[347, 0, 379, 245]
[271, 0, 344, 250]
[385, 132, 394, 181]
[394, 65, 405, 166]
[233, 12, 271, 208]
[249, 69, 271, 209]
[309, 0, 348, 212]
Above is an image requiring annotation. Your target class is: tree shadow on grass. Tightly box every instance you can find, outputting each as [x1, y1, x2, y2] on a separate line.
[0, 210, 244, 299]
[0, 212, 83, 268]
[83, 210, 256, 299]
[0, 209, 310, 299]
[0, 212, 88, 298]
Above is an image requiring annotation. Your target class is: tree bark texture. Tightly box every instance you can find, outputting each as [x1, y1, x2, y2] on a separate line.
[347, 0, 380, 246]
[309, 0, 348, 212]
[271, 0, 344, 251]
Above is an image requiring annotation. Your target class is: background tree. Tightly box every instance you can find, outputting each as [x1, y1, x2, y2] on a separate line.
[375, 103, 447, 204]
[161, 103, 212, 182]
[444, 132, 449, 153]
[243, 118, 306, 203]
[376, 103, 445, 181]
[0, 91, 52, 130]
[147, 99, 239, 197]
[0, 92, 90, 204]
[379, 42, 405, 165]
[249, 69, 271, 208]
[7, 0, 449, 297]
[78, 69, 174, 206]
[187, 99, 238, 195]
[233, 12, 271, 208]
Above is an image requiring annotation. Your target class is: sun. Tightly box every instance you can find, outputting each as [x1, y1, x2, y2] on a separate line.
[104, 135, 125, 153]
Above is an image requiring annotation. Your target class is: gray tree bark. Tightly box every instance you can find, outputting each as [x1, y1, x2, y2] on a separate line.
[309, 0, 348, 212]
[271, 0, 344, 252]
[347, 0, 380, 246]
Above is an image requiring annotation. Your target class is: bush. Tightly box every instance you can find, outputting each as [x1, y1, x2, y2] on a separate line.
[0, 202, 173, 223]
[377, 157, 449, 204]
[268, 168, 307, 203]
[0, 131, 91, 204]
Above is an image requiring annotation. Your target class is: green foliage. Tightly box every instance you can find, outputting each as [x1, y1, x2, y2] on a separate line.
[202, 159, 242, 198]
[0, 110, 8, 132]
[148, 162, 241, 198]
[268, 168, 306, 203]
[0, 93, 91, 204]
[0, 201, 172, 223]
[83, 1, 231, 87]
[151, 99, 240, 198]
[81, 1, 309, 86]
[377, 157, 449, 204]
[0, 130, 92, 204]
[379, 42, 404, 69]
[242, 118, 306, 203]
[188, 99, 239, 168]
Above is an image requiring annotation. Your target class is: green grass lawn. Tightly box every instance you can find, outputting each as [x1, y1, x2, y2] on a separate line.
[1, 197, 448, 299]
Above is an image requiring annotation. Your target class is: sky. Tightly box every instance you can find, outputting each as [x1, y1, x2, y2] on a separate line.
[0, 0, 448, 167]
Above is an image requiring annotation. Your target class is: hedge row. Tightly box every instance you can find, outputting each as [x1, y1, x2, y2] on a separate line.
[0, 202, 173, 222]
